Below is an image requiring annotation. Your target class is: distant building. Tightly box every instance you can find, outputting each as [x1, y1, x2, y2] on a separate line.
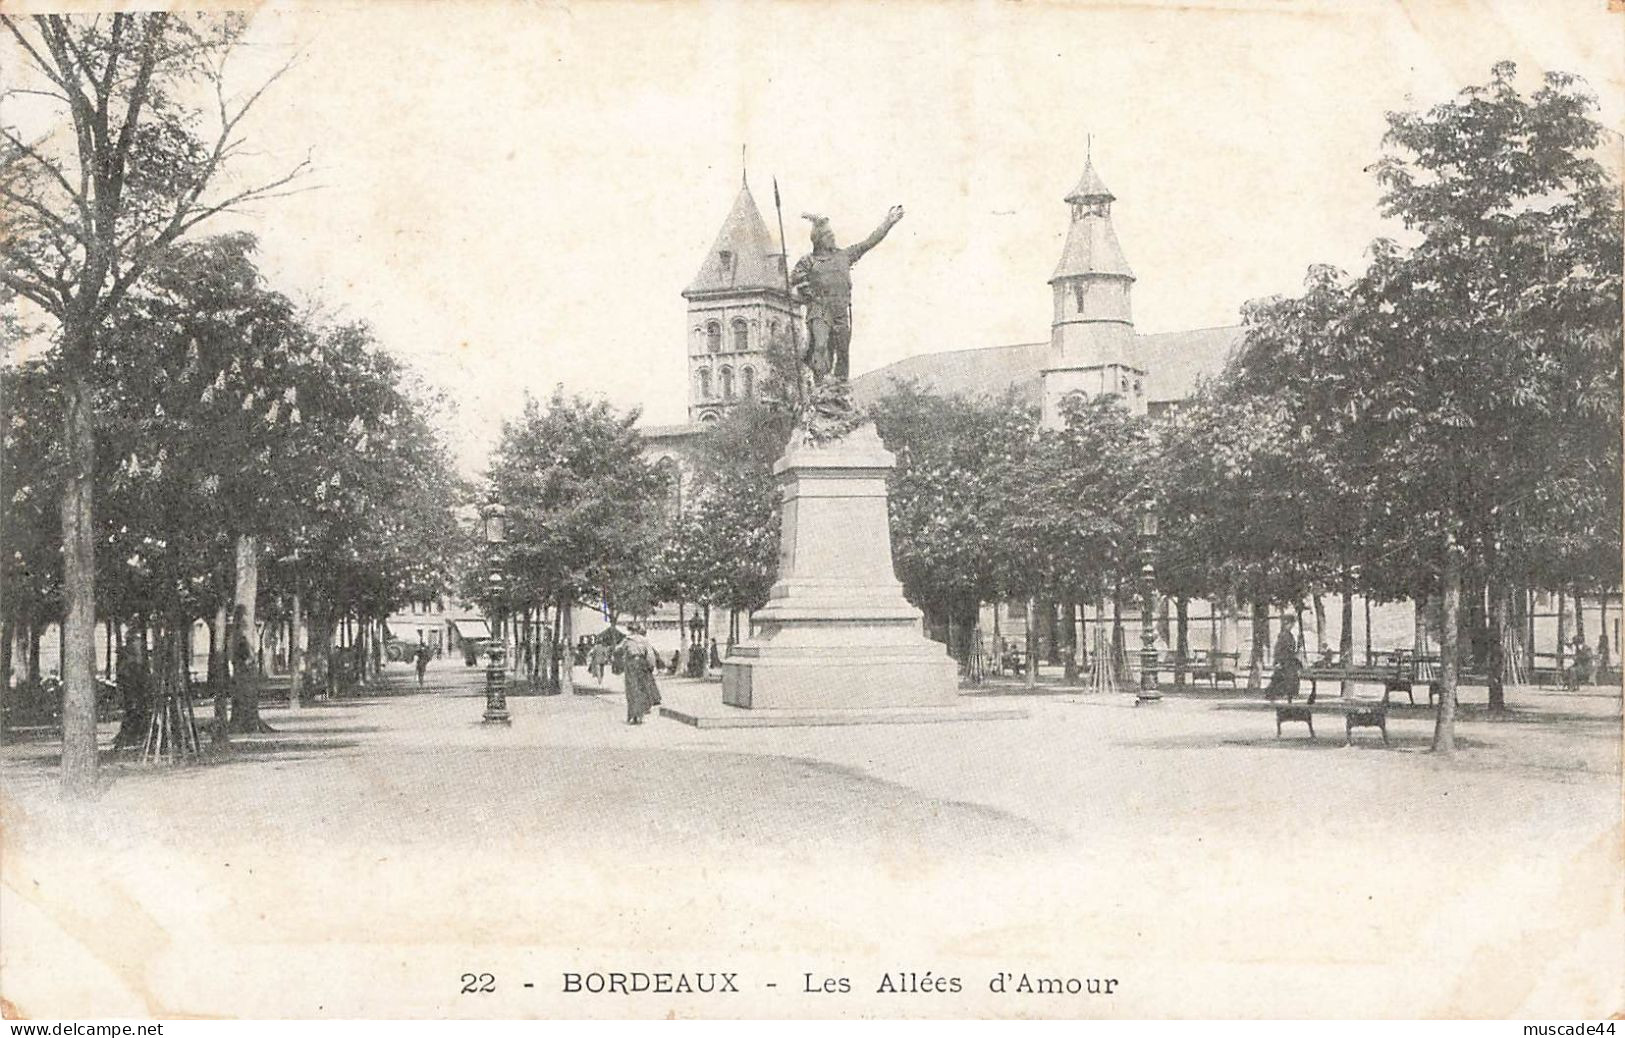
[852, 152, 1242, 419]
[680, 175, 795, 426]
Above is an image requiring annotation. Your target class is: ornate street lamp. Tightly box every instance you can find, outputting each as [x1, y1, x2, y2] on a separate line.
[1137, 500, 1162, 704]
[481, 489, 510, 725]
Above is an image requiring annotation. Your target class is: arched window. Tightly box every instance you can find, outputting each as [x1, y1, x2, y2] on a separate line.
[770, 320, 781, 350]
[742, 367, 756, 399]
[706, 322, 721, 353]
[732, 318, 749, 352]
[697, 368, 711, 399]
[720, 366, 734, 400]
[699, 411, 719, 424]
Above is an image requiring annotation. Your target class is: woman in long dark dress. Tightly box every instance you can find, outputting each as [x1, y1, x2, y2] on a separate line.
[619, 624, 662, 724]
[1265, 614, 1301, 702]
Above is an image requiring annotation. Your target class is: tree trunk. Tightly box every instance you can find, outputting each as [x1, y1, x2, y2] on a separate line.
[230, 534, 269, 733]
[994, 600, 1007, 672]
[1488, 581, 1508, 713]
[1573, 586, 1586, 644]
[559, 594, 576, 694]
[1413, 593, 1428, 657]
[1036, 599, 1050, 665]
[1025, 596, 1039, 690]
[1313, 593, 1327, 660]
[1, 615, 14, 693]
[1363, 596, 1373, 665]
[210, 603, 230, 741]
[1219, 588, 1239, 659]
[58, 373, 99, 794]
[1062, 600, 1078, 683]
[1434, 538, 1461, 754]
[29, 621, 42, 685]
[1111, 588, 1125, 681]
[289, 592, 304, 709]
[1556, 589, 1568, 674]
[1174, 596, 1189, 687]
[1523, 588, 1536, 675]
[1340, 583, 1355, 699]
[1247, 600, 1269, 692]
[326, 613, 338, 689]
[1600, 594, 1611, 674]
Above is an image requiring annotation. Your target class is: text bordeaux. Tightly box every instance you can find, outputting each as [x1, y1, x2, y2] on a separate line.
[563, 972, 738, 994]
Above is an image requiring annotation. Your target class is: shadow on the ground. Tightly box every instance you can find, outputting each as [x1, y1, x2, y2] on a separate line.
[16, 737, 363, 775]
[1116, 730, 1492, 753]
[256, 724, 383, 736]
[962, 684, 1090, 698]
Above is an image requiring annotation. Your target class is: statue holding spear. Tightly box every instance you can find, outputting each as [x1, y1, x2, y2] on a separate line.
[769, 179, 905, 389]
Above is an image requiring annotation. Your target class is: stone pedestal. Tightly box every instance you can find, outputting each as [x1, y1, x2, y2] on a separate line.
[720, 422, 961, 715]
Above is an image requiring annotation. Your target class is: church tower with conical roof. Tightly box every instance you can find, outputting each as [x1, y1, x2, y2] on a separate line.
[681, 174, 795, 424]
[1039, 153, 1146, 428]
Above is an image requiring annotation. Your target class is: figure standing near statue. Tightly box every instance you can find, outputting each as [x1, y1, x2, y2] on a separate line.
[790, 205, 905, 384]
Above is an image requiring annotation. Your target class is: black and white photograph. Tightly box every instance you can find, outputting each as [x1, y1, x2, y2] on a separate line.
[1, 0, 1621, 1022]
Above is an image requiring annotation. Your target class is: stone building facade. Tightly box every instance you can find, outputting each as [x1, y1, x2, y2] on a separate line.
[680, 178, 795, 425]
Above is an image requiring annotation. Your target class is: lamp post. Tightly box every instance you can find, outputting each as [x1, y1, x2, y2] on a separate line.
[686, 613, 704, 677]
[480, 490, 510, 725]
[1137, 500, 1161, 704]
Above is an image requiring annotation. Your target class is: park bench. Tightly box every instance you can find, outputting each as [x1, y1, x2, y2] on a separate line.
[1189, 650, 1239, 689]
[1270, 697, 1389, 745]
[1300, 652, 1444, 706]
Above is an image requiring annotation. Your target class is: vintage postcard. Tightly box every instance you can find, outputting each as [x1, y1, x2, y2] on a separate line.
[1, 0, 1621, 1022]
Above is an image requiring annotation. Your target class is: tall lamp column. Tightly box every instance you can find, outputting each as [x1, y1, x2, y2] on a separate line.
[1138, 501, 1162, 704]
[481, 490, 510, 725]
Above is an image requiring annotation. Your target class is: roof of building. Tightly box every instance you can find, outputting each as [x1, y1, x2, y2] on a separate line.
[851, 341, 1047, 409]
[683, 184, 787, 297]
[1135, 325, 1247, 401]
[639, 422, 704, 443]
[850, 324, 1244, 407]
[1064, 157, 1115, 203]
[1052, 213, 1134, 281]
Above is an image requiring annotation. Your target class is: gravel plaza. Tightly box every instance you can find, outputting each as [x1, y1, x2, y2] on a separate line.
[3, 661, 1619, 1018]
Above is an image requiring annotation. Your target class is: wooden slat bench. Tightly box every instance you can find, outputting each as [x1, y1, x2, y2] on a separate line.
[1300, 658, 1445, 706]
[1189, 651, 1240, 689]
[1270, 698, 1390, 746]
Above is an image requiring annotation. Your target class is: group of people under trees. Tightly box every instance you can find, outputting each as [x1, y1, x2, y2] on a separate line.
[1258, 613, 1609, 703]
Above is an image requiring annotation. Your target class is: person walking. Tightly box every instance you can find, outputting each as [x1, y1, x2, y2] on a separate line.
[619, 623, 662, 725]
[1571, 635, 1594, 687]
[414, 644, 430, 686]
[1265, 614, 1301, 703]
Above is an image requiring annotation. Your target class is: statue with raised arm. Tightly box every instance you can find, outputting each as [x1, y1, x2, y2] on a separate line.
[790, 205, 905, 385]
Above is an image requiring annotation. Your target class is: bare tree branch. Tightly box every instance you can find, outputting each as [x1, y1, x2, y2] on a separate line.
[1, 15, 68, 92]
[0, 128, 91, 231]
[0, 268, 63, 313]
[0, 183, 86, 243]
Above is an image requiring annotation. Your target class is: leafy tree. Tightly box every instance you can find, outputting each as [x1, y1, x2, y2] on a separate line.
[1359, 62, 1621, 743]
[657, 398, 791, 627]
[1015, 391, 1152, 677]
[869, 382, 1036, 667]
[1226, 266, 1386, 694]
[1, 13, 305, 791]
[489, 388, 668, 692]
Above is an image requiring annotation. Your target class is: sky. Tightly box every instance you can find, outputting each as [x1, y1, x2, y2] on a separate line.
[15, 0, 1625, 474]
